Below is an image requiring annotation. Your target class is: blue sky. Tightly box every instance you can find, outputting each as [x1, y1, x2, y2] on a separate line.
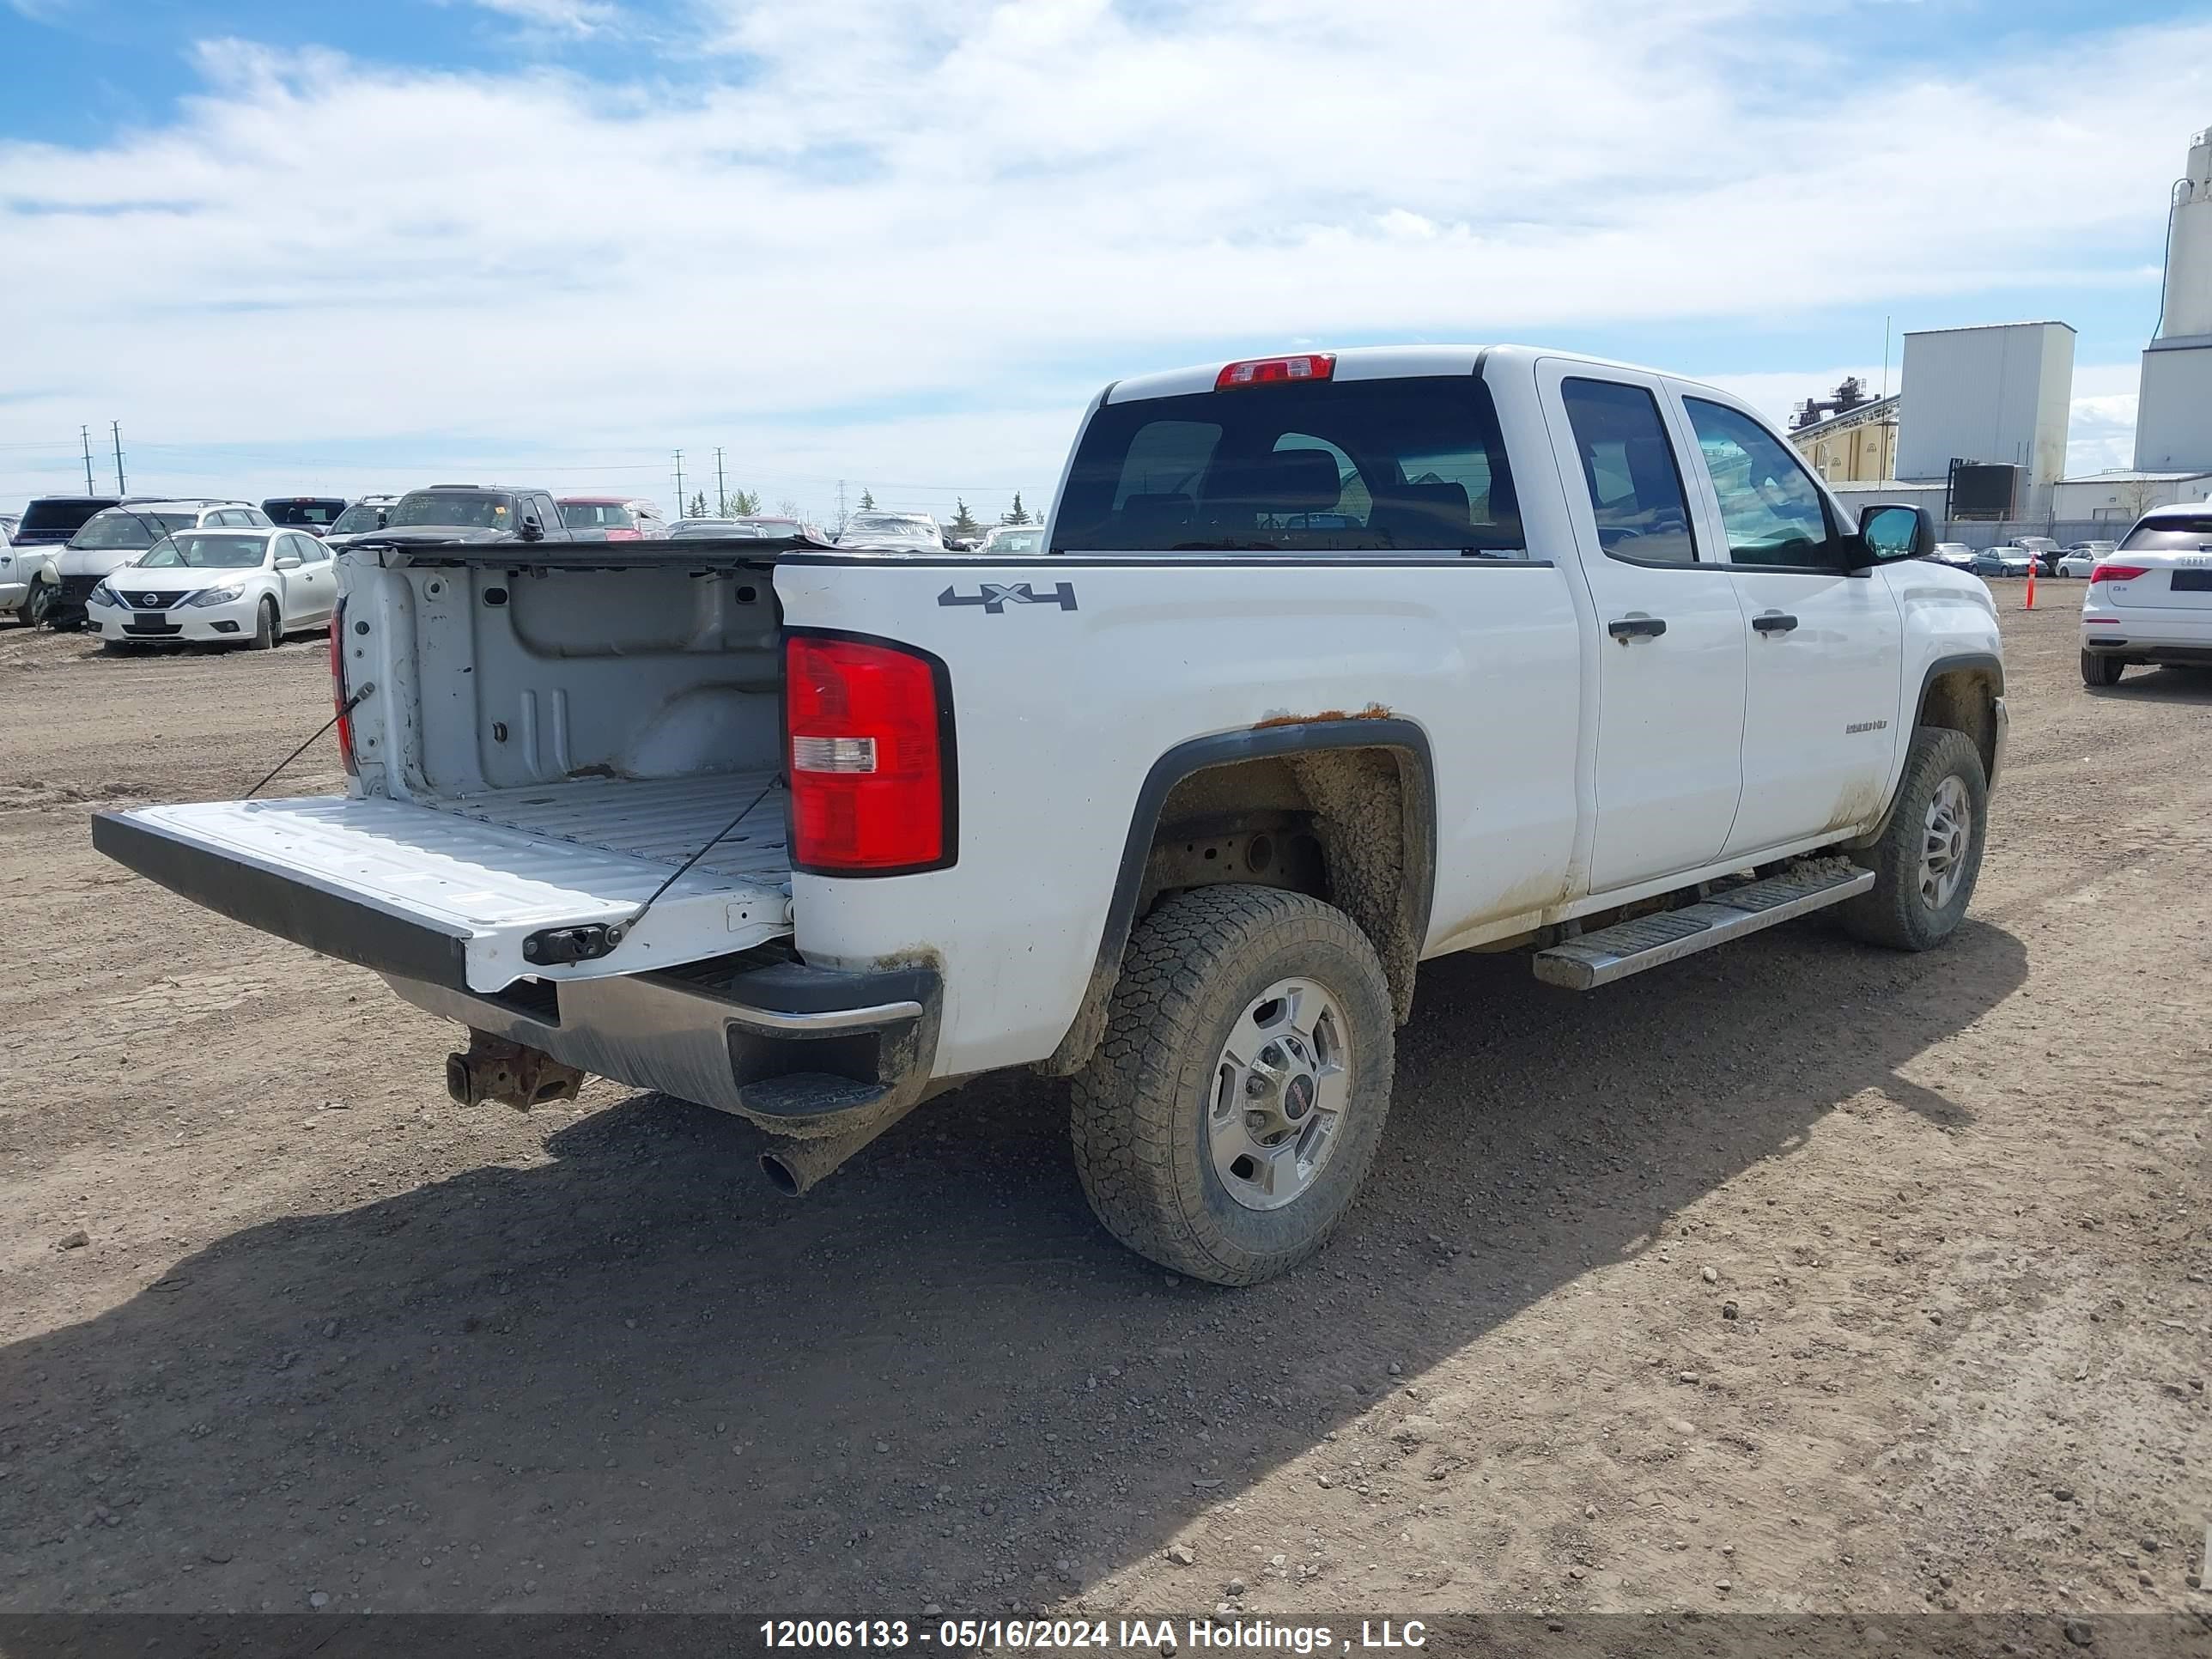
[3, 0, 2209, 520]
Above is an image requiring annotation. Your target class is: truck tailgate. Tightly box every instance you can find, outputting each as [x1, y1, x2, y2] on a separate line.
[93, 773, 792, 995]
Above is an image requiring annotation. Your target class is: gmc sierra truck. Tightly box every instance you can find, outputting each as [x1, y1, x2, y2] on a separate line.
[94, 346, 2005, 1285]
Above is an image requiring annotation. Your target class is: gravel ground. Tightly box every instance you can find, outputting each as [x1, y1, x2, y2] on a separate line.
[0, 597, 2205, 1625]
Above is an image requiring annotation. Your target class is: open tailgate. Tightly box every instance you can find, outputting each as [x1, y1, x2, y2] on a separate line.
[94, 778, 792, 995]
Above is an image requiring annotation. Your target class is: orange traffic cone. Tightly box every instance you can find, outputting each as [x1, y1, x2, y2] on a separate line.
[2025, 563, 2037, 610]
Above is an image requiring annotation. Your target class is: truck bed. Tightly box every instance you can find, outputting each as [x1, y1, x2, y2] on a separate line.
[94, 770, 792, 996]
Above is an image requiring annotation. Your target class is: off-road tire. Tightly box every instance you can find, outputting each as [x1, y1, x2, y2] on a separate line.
[1069, 885, 1395, 1285]
[1841, 725, 1987, 951]
[2081, 649, 2125, 688]
[251, 598, 279, 651]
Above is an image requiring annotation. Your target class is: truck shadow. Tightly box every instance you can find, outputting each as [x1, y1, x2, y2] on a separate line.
[0, 918, 2026, 1613]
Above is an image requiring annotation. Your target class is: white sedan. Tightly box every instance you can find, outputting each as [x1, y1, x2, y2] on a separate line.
[2080, 507, 2212, 685]
[83, 527, 338, 651]
[2056, 541, 2115, 579]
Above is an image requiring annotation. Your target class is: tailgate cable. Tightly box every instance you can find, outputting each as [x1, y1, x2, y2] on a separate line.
[244, 683, 377, 800]
[605, 769, 787, 950]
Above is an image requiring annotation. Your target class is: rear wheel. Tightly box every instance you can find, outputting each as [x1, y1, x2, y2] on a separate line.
[1070, 885, 1395, 1285]
[1841, 726, 1987, 951]
[251, 597, 278, 651]
[2081, 649, 2126, 688]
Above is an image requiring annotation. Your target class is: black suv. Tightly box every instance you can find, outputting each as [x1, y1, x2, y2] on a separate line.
[15, 495, 126, 547]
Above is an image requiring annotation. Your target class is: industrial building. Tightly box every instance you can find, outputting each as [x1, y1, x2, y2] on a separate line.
[2134, 125, 2212, 473]
[1796, 122, 2212, 544]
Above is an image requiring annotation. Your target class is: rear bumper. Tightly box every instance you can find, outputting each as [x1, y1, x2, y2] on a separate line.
[385, 956, 945, 1133]
[2082, 607, 2212, 658]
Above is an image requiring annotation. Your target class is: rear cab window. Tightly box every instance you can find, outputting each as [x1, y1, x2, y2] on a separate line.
[2121, 516, 2212, 551]
[1053, 374, 1522, 555]
[21, 499, 116, 538]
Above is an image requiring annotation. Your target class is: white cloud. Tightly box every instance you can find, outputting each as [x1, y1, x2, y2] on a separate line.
[2, 6, 2208, 516]
[449, 0, 620, 36]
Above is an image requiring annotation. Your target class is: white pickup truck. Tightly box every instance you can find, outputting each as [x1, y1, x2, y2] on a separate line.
[95, 346, 2005, 1285]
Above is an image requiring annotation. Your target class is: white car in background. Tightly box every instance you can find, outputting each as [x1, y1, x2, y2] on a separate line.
[975, 523, 1048, 556]
[53, 500, 270, 624]
[0, 520, 64, 627]
[836, 511, 944, 551]
[83, 526, 339, 652]
[1929, 542, 1975, 569]
[2056, 540, 2116, 578]
[2080, 507, 2212, 685]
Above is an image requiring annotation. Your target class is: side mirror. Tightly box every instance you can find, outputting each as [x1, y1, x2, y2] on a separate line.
[274, 556, 302, 571]
[519, 515, 544, 543]
[1856, 503, 1934, 566]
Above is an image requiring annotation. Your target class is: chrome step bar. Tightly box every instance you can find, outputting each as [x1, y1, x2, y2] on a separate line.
[1533, 864, 1876, 991]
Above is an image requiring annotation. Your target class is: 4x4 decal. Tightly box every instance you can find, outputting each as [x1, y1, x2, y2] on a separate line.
[937, 580, 1079, 615]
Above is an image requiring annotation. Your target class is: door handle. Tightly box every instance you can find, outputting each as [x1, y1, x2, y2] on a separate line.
[1607, 615, 1668, 641]
[1751, 612, 1800, 634]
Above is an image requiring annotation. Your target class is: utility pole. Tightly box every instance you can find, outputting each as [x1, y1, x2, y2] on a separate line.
[80, 426, 96, 495]
[714, 447, 727, 517]
[673, 449, 685, 512]
[835, 478, 848, 533]
[111, 422, 126, 495]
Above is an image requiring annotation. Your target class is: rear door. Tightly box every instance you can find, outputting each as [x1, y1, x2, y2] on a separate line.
[1539, 361, 1747, 892]
[1672, 392, 1903, 854]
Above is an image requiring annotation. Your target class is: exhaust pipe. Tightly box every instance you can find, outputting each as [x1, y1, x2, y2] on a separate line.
[759, 1095, 924, 1197]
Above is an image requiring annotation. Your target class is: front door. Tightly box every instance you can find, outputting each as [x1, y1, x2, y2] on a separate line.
[1673, 393, 1903, 855]
[1540, 363, 1747, 892]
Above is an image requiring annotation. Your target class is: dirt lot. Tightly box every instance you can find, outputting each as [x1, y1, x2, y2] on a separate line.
[0, 599, 2206, 1626]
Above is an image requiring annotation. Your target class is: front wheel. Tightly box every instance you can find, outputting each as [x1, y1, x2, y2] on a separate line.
[2081, 649, 2126, 688]
[21, 579, 55, 627]
[1841, 726, 1988, 951]
[251, 597, 279, 650]
[1070, 885, 1395, 1285]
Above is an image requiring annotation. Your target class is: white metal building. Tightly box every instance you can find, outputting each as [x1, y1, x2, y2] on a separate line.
[2135, 125, 2212, 472]
[1894, 321, 2075, 520]
[2052, 469, 2212, 524]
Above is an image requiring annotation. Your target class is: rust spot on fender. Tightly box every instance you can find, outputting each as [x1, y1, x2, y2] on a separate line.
[1251, 702, 1395, 732]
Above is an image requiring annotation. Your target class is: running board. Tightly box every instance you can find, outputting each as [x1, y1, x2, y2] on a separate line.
[1533, 865, 1875, 991]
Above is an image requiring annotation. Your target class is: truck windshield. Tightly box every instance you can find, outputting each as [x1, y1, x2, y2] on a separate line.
[1054, 375, 1522, 555]
[387, 494, 513, 530]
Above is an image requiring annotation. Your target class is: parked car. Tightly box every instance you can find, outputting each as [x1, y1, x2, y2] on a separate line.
[0, 519, 63, 626]
[1970, 545, 2034, 578]
[94, 344, 2004, 1286]
[82, 526, 337, 652]
[359, 485, 574, 546]
[52, 500, 271, 625]
[2056, 541, 2116, 578]
[975, 523, 1048, 556]
[324, 495, 401, 553]
[661, 518, 826, 543]
[12, 495, 123, 548]
[1929, 542, 1976, 569]
[2079, 506, 2212, 685]
[2017, 536, 2064, 576]
[557, 496, 667, 540]
[836, 511, 944, 551]
[262, 497, 349, 536]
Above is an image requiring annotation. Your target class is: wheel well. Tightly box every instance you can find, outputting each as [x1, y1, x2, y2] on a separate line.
[1917, 663, 2000, 779]
[1038, 739, 1433, 1078]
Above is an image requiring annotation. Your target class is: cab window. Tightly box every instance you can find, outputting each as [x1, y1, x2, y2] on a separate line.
[1684, 398, 1844, 568]
[1559, 379, 1698, 564]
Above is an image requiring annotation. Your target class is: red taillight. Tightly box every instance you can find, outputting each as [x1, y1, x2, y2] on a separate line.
[785, 634, 952, 874]
[606, 527, 642, 541]
[1216, 353, 1335, 389]
[330, 602, 358, 776]
[2088, 563, 2148, 584]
